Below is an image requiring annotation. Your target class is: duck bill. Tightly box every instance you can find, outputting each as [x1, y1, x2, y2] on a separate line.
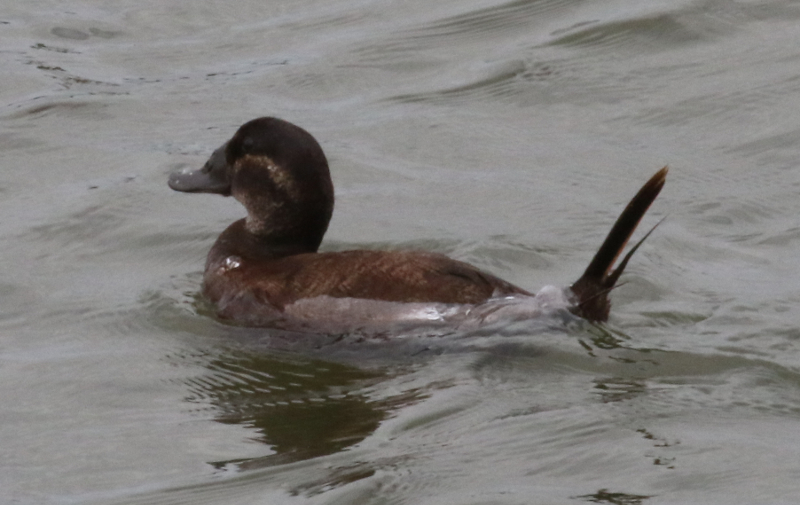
[168, 142, 231, 195]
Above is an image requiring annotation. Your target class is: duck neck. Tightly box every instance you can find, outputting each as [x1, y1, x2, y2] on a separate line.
[208, 219, 319, 266]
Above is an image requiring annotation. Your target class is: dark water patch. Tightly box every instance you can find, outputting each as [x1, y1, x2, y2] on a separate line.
[681, 195, 778, 230]
[452, 237, 555, 273]
[396, 60, 527, 103]
[547, 14, 705, 52]
[35, 63, 65, 72]
[198, 58, 291, 84]
[592, 377, 647, 403]
[4, 99, 104, 119]
[351, 39, 445, 68]
[0, 131, 41, 150]
[404, 0, 577, 40]
[2, 95, 121, 127]
[51, 27, 91, 40]
[758, 225, 800, 247]
[162, 344, 434, 472]
[183, 350, 391, 469]
[385, 51, 669, 108]
[388, 58, 564, 105]
[279, 8, 373, 32]
[143, 278, 226, 337]
[574, 488, 653, 504]
[60, 74, 120, 88]
[18, 175, 203, 267]
[88, 27, 122, 39]
[30, 42, 79, 54]
[627, 308, 711, 328]
[89, 450, 417, 505]
[735, 0, 800, 23]
[282, 65, 373, 101]
[26, 202, 135, 259]
[0, 282, 40, 328]
[0, 287, 172, 344]
[285, 462, 378, 496]
[629, 68, 800, 129]
[726, 124, 800, 161]
[707, 199, 785, 232]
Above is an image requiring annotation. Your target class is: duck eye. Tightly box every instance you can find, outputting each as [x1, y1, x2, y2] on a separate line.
[242, 137, 254, 152]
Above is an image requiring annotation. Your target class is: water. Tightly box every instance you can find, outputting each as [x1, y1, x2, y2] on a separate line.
[3, 0, 800, 503]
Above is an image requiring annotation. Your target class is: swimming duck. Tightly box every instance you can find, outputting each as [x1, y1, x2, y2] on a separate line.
[169, 117, 666, 334]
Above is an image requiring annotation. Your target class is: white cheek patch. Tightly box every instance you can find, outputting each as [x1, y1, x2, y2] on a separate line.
[234, 154, 303, 235]
[239, 154, 299, 201]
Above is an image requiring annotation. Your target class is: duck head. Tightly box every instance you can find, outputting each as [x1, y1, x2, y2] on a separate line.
[169, 117, 334, 252]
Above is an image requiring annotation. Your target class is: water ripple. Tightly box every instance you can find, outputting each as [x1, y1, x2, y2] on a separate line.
[402, 0, 576, 40]
[547, 14, 706, 51]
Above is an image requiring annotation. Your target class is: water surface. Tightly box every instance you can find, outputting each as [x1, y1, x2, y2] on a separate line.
[3, 0, 800, 503]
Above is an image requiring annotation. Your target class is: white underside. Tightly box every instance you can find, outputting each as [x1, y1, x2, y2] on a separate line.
[275, 285, 574, 335]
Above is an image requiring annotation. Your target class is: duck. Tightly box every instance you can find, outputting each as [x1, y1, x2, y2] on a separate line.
[169, 117, 666, 335]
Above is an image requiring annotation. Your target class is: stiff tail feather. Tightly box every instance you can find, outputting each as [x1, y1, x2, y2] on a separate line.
[570, 166, 667, 322]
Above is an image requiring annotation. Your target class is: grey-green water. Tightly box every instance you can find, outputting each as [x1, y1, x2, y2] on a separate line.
[3, 1, 800, 503]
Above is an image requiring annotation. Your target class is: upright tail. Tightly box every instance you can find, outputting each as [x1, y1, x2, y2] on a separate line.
[570, 167, 667, 322]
